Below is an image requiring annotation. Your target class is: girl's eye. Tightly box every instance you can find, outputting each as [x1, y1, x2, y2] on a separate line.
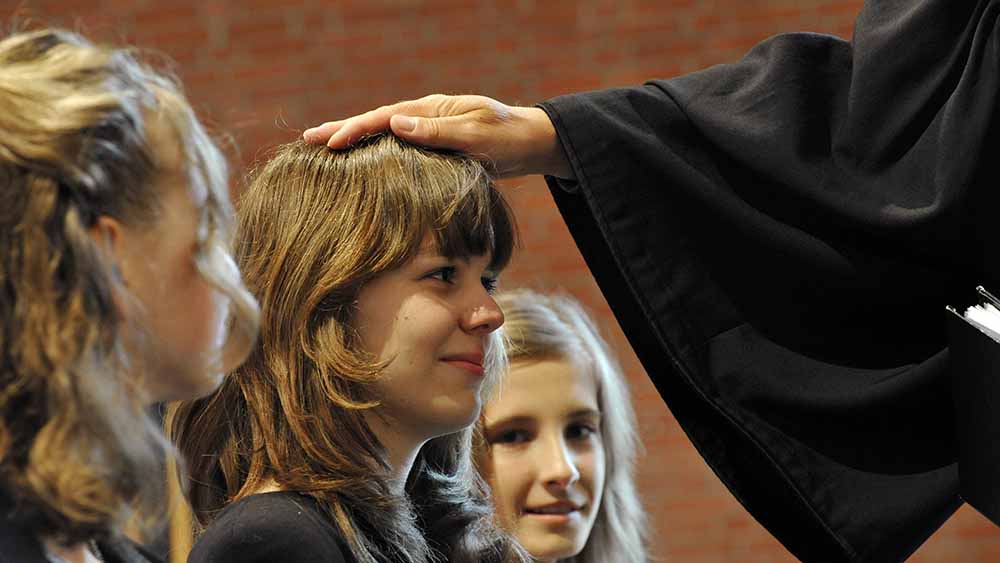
[566, 422, 598, 441]
[425, 266, 457, 284]
[481, 276, 499, 294]
[492, 429, 531, 445]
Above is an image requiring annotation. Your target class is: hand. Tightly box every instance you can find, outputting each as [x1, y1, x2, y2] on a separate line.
[302, 94, 573, 179]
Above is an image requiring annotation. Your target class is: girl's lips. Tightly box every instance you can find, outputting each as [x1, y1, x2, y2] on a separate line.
[524, 502, 583, 514]
[441, 358, 484, 376]
[522, 505, 583, 524]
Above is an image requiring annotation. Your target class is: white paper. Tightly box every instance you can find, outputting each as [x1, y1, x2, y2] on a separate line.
[964, 302, 1000, 342]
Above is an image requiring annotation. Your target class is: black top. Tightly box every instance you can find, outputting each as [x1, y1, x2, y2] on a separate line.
[538, 0, 999, 561]
[0, 486, 162, 563]
[188, 492, 354, 563]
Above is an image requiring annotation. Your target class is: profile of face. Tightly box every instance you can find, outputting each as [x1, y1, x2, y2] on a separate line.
[354, 235, 505, 442]
[101, 123, 233, 403]
[481, 357, 606, 562]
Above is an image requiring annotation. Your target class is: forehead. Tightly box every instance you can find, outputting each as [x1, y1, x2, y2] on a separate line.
[415, 233, 493, 263]
[484, 357, 599, 421]
[145, 109, 207, 205]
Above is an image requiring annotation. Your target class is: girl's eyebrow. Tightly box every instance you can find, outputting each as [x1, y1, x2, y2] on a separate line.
[415, 249, 493, 267]
[412, 246, 448, 262]
[485, 408, 600, 430]
[483, 414, 533, 429]
[415, 244, 443, 257]
[568, 408, 602, 420]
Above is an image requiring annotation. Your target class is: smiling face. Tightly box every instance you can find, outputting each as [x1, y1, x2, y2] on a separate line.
[354, 236, 505, 449]
[481, 357, 606, 562]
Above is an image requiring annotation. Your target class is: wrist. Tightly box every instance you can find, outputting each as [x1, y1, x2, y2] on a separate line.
[512, 106, 573, 179]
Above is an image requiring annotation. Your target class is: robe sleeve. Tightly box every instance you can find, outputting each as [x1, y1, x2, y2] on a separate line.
[538, 1, 1000, 561]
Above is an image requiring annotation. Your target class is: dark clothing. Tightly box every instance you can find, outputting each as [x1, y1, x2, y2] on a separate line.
[539, 1, 999, 561]
[0, 487, 161, 563]
[188, 492, 354, 563]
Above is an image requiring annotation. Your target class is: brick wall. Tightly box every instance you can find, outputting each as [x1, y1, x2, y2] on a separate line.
[6, 0, 998, 561]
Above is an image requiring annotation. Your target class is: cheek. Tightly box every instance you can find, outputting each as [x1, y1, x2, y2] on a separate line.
[168, 252, 222, 345]
[191, 280, 230, 354]
[582, 444, 607, 501]
[386, 302, 456, 359]
[488, 451, 533, 522]
[155, 260, 229, 381]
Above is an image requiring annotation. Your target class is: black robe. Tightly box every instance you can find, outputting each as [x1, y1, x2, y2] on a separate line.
[538, 1, 1000, 561]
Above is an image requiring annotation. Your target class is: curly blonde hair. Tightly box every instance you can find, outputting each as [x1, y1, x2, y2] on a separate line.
[0, 28, 258, 544]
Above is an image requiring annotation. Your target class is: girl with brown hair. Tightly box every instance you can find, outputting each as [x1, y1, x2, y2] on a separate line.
[168, 136, 527, 563]
[0, 28, 259, 563]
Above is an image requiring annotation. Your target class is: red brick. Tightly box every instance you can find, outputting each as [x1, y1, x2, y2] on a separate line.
[17, 2, 995, 562]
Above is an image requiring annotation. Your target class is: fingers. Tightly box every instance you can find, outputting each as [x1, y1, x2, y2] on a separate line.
[302, 121, 343, 144]
[323, 105, 399, 148]
[395, 112, 505, 155]
[389, 114, 448, 147]
[302, 105, 404, 148]
[303, 95, 448, 148]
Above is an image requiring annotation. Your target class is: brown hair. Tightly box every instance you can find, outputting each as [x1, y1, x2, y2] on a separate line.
[0, 28, 258, 544]
[168, 137, 526, 563]
[480, 289, 649, 563]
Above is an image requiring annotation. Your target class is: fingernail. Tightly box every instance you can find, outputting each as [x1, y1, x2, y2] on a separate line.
[395, 115, 416, 133]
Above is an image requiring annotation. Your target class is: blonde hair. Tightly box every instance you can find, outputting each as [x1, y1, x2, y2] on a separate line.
[0, 28, 258, 544]
[485, 289, 649, 563]
[168, 137, 527, 563]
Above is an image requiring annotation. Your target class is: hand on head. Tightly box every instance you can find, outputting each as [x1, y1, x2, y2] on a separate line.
[303, 94, 574, 179]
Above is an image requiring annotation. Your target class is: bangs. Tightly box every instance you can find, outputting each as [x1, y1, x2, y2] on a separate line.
[431, 177, 516, 274]
[372, 134, 517, 274]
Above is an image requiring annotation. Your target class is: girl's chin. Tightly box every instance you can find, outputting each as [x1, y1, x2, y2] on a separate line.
[517, 529, 586, 561]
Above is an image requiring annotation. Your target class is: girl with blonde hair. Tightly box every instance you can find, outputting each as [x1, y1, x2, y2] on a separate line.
[0, 28, 258, 563]
[168, 136, 528, 563]
[478, 289, 648, 563]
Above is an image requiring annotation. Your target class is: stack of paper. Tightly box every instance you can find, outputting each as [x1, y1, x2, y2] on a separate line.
[961, 286, 1000, 342]
[947, 285, 1000, 527]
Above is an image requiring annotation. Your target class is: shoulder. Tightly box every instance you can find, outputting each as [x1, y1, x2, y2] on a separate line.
[188, 492, 352, 563]
[0, 529, 47, 563]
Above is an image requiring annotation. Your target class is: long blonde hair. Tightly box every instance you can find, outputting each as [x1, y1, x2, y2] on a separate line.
[168, 137, 527, 563]
[484, 289, 649, 563]
[0, 28, 258, 544]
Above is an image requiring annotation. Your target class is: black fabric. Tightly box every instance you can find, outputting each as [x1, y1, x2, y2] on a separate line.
[0, 486, 162, 563]
[0, 503, 47, 563]
[188, 492, 354, 563]
[538, 1, 1000, 561]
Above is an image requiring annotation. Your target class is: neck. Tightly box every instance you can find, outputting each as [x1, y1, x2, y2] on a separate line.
[253, 479, 284, 494]
[363, 411, 427, 496]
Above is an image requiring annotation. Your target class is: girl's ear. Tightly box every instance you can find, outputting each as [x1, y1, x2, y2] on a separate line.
[89, 214, 122, 250]
[89, 214, 126, 283]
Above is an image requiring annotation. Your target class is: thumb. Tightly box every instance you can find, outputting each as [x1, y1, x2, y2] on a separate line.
[391, 114, 445, 146]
